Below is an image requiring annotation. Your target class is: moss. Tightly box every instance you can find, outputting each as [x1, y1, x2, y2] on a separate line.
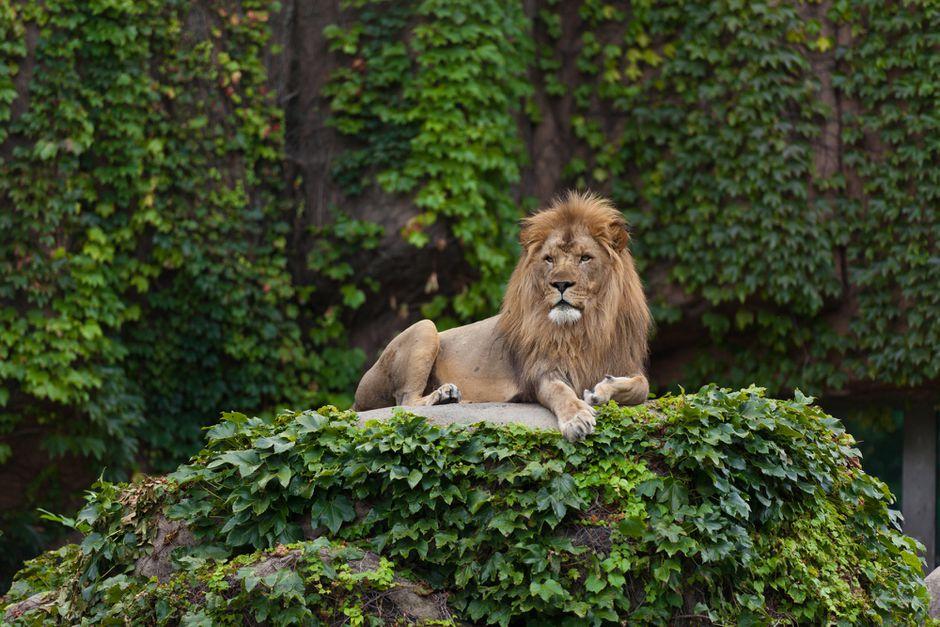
[2, 386, 931, 624]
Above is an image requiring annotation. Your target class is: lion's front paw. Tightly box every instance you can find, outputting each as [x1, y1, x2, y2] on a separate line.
[560, 407, 596, 442]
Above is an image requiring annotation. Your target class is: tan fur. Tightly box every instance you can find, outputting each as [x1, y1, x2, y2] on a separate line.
[353, 191, 652, 441]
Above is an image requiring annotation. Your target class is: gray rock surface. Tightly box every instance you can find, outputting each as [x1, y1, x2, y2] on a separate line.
[927, 566, 940, 617]
[356, 402, 558, 431]
[134, 515, 196, 582]
[3, 592, 56, 623]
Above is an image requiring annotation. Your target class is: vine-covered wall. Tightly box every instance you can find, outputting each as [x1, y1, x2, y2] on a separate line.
[325, 0, 534, 318]
[0, 0, 369, 577]
[0, 0, 937, 588]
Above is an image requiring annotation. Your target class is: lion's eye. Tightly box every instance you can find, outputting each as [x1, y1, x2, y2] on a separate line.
[580, 254, 592, 263]
[544, 255, 553, 264]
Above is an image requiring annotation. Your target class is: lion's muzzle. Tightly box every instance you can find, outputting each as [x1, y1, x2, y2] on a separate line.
[549, 302, 582, 325]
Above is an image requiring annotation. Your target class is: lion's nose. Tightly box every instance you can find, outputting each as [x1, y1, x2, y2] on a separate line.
[551, 280, 575, 295]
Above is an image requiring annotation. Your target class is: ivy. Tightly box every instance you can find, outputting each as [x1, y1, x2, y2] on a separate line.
[4, 539, 416, 625]
[0, 0, 367, 581]
[4, 387, 929, 623]
[324, 0, 534, 317]
[2, 0, 937, 601]
[0, 1, 25, 150]
[834, 1, 940, 386]
[325, 0, 938, 389]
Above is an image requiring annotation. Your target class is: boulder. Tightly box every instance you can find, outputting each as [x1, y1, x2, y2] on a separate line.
[356, 401, 558, 430]
[927, 566, 940, 618]
[133, 515, 196, 582]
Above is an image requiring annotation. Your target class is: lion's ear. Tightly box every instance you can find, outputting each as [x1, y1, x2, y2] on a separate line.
[519, 225, 534, 249]
[608, 215, 630, 251]
[518, 216, 541, 250]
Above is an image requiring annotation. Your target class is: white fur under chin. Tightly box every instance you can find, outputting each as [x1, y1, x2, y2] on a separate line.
[549, 306, 582, 325]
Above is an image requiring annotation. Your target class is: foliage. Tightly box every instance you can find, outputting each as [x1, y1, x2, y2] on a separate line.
[2, 0, 937, 600]
[324, 0, 534, 317]
[535, 0, 939, 391]
[834, 1, 939, 386]
[4, 538, 428, 626]
[0, 0, 370, 583]
[4, 387, 929, 624]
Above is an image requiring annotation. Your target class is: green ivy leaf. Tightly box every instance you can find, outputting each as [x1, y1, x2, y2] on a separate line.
[529, 578, 568, 602]
[311, 495, 356, 534]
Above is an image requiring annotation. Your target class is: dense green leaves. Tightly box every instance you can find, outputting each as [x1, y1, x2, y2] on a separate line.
[835, 1, 940, 387]
[325, 0, 534, 318]
[536, 0, 940, 391]
[0, 0, 366, 575]
[2, 0, 937, 603]
[5, 387, 929, 624]
[310, 495, 355, 534]
[4, 539, 407, 626]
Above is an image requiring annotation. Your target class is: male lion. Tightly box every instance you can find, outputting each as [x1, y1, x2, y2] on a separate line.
[353, 191, 651, 441]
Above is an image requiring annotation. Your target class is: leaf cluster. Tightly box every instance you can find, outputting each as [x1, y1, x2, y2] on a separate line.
[324, 0, 938, 391]
[537, 0, 939, 391]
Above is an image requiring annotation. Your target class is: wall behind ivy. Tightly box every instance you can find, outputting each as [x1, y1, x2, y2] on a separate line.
[0, 0, 937, 588]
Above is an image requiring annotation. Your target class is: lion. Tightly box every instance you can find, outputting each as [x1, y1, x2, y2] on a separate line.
[353, 191, 651, 441]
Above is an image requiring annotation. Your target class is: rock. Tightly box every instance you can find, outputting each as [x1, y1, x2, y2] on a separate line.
[133, 515, 196, 582]
[3, 592, 56, 623]
[4, 390, 930, 624]
[228, 546, 452, 622]
[343, 550, 450, 621]
[356, 401, 558, 430]
[926, 566, 940, 617]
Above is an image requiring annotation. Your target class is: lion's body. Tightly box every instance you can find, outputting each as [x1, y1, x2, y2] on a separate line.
[353, 191, 651, 441]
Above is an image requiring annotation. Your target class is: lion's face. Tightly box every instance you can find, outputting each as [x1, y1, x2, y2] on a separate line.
[499, 190, 651, 395]
[530, 231, 612, 325]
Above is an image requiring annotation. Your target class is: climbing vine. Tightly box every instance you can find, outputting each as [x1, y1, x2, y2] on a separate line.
[324, 0, 534, 318]
[533, 0, 938, 392]
[326, 0, 938, 392]
[1, 0, 937, 595]
[835, 1, 939, 387]
[0, 0, 369, 581]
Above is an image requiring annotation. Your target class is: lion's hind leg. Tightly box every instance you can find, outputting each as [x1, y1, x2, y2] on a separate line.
[353, 319, 461, 410]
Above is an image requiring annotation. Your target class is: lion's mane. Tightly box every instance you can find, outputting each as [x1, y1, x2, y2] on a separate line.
[497, 191, 651, 396]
